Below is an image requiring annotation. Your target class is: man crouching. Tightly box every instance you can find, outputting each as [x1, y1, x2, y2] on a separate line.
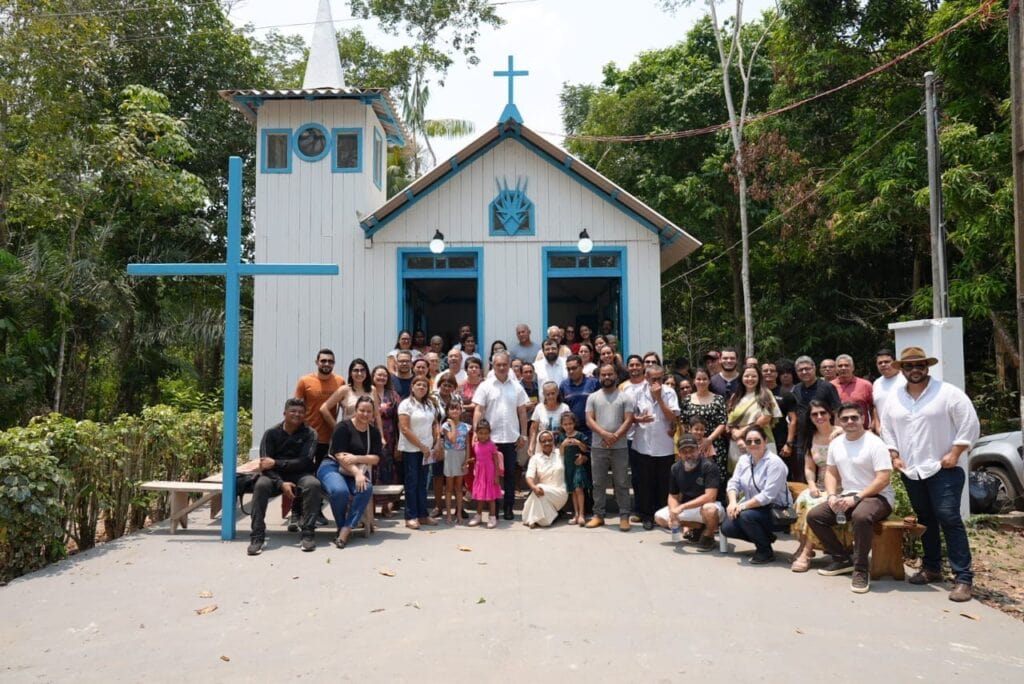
[654, 434, 725, 551]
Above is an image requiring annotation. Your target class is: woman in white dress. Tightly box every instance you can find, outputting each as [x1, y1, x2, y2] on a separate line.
[522, 430, 568, 528]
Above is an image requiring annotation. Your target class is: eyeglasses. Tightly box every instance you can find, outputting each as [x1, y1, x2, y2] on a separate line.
[838, 415, 862, 423]
[796, 367, 814, 373]
[745, 438, 764, 445]
[810, 411, 829, 418]
[901, 362, 929, 371]
[643, 359, 658, 365]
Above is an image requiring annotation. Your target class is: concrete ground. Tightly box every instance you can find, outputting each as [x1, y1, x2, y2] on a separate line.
[2, 506, 1023, 683]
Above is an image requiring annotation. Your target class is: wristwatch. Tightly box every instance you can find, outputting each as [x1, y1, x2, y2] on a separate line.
[852, 494, 862, 504]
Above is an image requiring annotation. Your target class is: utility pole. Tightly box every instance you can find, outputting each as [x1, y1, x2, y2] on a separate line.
[924, 71, 950, 319]
[1009, 2, 1024, 426]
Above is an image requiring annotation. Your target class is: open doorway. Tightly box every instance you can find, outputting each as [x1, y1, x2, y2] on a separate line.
[398, 249, 482, 351]
[403, 278, 478, 350]
[546, 277, 620, 337]
[542, 247, 627, 353]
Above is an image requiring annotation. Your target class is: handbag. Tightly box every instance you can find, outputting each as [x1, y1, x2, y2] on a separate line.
[748, 454, 797, 527]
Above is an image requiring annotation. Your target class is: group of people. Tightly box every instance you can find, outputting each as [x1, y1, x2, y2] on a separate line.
[246, 322, 981, 602]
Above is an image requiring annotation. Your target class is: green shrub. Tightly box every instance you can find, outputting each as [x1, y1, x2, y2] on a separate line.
[0, 428, 68, 582]
[0, 406, 251, 580]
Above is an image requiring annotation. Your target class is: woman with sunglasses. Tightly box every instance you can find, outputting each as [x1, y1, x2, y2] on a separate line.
[790, 400, 845, 572]
[722, 425, 791, 564]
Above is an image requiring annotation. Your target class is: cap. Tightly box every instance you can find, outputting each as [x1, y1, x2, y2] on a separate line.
[677, 434, 699, 450]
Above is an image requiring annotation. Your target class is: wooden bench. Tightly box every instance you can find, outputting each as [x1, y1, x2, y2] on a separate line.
[140, 480, 223, 534]
[870, 519, 926, 580]
[359, 484, 405, 537]
[141, 461, 260, 534]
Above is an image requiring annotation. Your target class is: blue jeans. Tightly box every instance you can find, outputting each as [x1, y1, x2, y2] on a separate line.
[317, 461, 373, 530]
[902, 468, 973, 584]
[721, 506, 775, 554]
[402, 451, 429, 520]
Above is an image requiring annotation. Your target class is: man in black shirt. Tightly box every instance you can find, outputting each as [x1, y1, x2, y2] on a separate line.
[791, 355, 841, 480]
[709, 347, 740, 398]
[248, 398, 322, 555]
[654, 434, 726, 551]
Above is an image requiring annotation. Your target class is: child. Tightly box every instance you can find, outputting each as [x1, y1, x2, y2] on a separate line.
[468, 419, 503, 528]
[556, 412, 591, 526]
[441, 400, 471, 525]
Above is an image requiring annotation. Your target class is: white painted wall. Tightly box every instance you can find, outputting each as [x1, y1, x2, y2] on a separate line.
[250, 98, 385, 449]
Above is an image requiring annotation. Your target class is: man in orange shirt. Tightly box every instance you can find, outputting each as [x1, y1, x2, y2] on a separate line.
[291, 348, 344, 528]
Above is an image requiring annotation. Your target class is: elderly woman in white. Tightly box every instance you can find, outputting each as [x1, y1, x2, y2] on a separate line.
[522, 430, 569, 528]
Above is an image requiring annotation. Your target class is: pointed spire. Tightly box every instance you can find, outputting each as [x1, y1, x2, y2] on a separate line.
[303, 0, 346, 89]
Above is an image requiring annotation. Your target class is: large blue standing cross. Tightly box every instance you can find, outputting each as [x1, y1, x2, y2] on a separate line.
[128, 156, 338, 540]
[493, 54, 529, 123]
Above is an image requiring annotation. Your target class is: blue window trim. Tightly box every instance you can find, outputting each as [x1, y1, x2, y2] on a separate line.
[331, 127, 363, 173]
[260, 128, 292, 174]
[488, 180, 536, 236]
[292, 122, 331, 163]
[373, 128, 383, 190]
[541, 246, 628, 356]
[397, 248, 484, 353]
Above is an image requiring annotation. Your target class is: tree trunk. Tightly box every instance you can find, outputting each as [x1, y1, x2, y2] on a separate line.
[737, 167, 753, 356]
[991, 311, 1021, 368]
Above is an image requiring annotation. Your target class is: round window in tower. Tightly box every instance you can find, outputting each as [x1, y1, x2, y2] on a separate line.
[294, 123, 331, 162]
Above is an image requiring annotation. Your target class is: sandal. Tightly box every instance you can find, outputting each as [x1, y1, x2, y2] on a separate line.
[790, 556, 811, 573]
[334, 535, 348, 549]
[406, 519, 420, 530]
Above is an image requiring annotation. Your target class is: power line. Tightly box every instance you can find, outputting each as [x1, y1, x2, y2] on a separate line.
[660, 106, 925, 290]
[566, 0, 1000, 144]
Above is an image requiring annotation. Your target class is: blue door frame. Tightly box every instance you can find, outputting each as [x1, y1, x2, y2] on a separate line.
[397, 248, 484, 350]
[541, 246, 628, 356]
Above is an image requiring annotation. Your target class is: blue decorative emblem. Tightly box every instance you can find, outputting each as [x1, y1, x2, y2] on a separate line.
[489, 177, 535, 236]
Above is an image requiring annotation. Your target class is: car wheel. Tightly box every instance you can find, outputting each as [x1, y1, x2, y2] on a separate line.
[981, 466, 1019, 513]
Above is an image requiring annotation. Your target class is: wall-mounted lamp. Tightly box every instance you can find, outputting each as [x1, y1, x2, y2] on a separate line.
[429, 230, 446, 254]
[577, 229, 593, 254]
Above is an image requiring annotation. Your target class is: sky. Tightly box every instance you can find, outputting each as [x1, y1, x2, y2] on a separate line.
[227, 0, 776, 164]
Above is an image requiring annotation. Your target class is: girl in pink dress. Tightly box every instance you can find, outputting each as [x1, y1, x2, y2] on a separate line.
[468, 420, 503, 528]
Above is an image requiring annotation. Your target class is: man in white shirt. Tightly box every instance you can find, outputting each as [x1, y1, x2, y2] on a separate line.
[871, 348, 905, 434]
[807, 402, 895, 594]
[631, 363, 680, 530]
[880, 347, 980, 603]
[473, 351, 529, 520]
[534, 338, 567, 386]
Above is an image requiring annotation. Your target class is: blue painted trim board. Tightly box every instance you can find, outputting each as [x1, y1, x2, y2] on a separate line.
[541, 246, 628, 357]
[373, 128, 383, 190]
[331, 127, 363, 173]
[397, 248, 484, 354]
[260, 128, 292, 174]
[126, 156, 339, 540]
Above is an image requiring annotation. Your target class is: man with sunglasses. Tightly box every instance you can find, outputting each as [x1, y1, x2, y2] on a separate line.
[880, 347, 980, 602]
[807, 402, 895, 593]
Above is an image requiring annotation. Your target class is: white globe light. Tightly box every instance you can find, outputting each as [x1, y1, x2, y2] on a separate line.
[578, 229, 593, 254]
[429, 230, 445, 254]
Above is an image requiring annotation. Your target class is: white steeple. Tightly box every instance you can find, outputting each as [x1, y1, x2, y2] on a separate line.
[302, 0, 346, 89]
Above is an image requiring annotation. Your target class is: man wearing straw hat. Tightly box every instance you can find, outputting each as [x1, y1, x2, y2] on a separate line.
[880, 347, 980, 602]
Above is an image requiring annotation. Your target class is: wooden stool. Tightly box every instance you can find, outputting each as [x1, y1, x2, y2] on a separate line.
[870, 519, 927, 580]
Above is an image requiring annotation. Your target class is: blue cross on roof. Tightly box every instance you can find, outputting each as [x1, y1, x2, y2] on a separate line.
[494, 54, 528, 124]
[128, 156, 338, 541]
